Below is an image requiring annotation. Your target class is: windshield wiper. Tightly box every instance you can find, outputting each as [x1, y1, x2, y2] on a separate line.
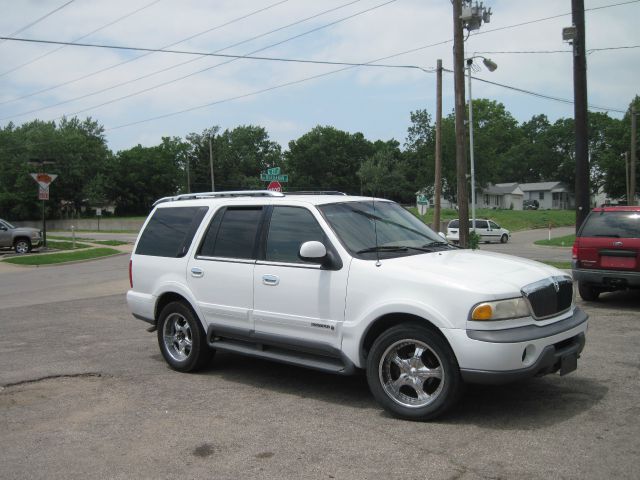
[357, 246, 409, 254]
[422, 241, 450, 248]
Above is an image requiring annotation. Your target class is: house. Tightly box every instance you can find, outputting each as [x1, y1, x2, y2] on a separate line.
[519, 182, 574, 210]
[477, 183, 524, 210]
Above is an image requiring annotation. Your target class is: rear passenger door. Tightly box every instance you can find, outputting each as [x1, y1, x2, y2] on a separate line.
[187, 206, 264, 335]
[253, 206, 347, 350]
[471, 220, 490, 241]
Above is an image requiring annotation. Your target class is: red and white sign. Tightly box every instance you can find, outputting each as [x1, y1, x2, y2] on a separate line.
[38, 186, 49, 200]
[30, 172, 57, 200]
[267, 181, 282, 192]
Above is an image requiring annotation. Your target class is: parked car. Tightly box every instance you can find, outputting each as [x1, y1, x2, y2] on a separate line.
[0, 219, 43, 254]
[127, 191, 587, 421]
[523, 200, 540, 210]
[446, 218, 510, 244]
[572, 206, 640, 300]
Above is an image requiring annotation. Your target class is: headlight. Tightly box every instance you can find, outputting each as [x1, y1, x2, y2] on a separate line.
[471, 297, 530, 321]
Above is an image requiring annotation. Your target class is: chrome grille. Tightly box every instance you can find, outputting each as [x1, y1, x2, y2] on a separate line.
[521, 276, 573, 320]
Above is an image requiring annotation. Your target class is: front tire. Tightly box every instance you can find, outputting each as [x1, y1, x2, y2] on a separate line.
[578, 282, 601, 301]
[500, 234, 508, 244]
[14, 238, 31, 254]
[366, 324, 462, 421]
[157, 301, 212, 372]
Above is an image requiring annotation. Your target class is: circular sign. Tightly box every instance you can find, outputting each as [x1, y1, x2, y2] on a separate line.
[267, 181, 282, 192]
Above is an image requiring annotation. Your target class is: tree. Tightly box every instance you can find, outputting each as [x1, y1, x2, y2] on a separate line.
[285, 126, 374, 193]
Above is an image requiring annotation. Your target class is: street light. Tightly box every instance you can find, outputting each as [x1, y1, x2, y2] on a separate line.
[466, 55, 497, 232]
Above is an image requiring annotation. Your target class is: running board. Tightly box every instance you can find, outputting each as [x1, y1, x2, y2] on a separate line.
[208, 338, 354, 375]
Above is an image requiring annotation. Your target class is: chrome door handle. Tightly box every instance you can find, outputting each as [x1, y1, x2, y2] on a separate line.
[262, 274, 279, 286]
[191, 267, 204, 278]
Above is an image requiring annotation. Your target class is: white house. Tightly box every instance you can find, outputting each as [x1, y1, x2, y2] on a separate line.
[477, 183, 524, 210]
[519, 182, 574, 210]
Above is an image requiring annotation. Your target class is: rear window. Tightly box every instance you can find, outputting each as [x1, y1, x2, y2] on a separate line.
[448, 220, 459, 228]
[136, 206, 208, 257]
[579, 211, 640, 239]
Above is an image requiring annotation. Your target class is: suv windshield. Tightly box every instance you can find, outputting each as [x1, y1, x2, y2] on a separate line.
[0, 220, 15, 229]
[319, 201, 448, 258]
[579, 211, 640, 238]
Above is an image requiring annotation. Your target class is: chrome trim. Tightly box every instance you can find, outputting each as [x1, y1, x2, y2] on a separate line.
[195, 255, 256, 265]
[521, 275, 573, 320]
[255, 260, 322, 270]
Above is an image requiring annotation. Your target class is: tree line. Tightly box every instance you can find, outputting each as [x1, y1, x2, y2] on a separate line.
[1, 96, 638, 220]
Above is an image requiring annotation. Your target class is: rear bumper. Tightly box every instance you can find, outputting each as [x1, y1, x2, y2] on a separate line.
[572, 264, 640, 288]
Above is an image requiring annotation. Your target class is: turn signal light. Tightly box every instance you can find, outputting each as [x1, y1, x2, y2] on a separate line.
[472, 304, 493, 320]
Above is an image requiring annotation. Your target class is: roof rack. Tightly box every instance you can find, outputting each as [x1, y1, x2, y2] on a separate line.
[285, 191, 347, 196]
[153, 190, 284, 207]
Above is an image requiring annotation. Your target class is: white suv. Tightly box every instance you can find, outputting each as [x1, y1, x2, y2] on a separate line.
[127, 191, 587, 420]
[446, 218, 510, 244]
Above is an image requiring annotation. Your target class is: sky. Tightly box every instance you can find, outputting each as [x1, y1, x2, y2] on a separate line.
[0, 0, 638, 153]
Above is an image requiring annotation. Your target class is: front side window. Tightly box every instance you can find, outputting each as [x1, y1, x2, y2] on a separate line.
[320, 201, 447, 259]
[136, 206, 208, 258]
[489, 221, 500, 229]
[265, 207, 326, 263]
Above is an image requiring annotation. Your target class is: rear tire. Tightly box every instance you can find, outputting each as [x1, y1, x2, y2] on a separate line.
[157, 301, 213, 372]
[366, 324, 462, 421]
[578, 282, 600, 301]
[14, 238, 31, 254]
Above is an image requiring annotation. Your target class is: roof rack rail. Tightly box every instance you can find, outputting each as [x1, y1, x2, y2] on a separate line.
[153, 190, 284, 206]
[286, 191, 347, 196]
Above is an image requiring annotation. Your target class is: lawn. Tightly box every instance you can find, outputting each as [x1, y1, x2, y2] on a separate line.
[534, 234, 576, 247]
[410, 207, 576, 232]
[45, 240, 91, 250]
[540, 260, 572, 269]
[4, 248, 121, 266]
[91, 240, 129, 246]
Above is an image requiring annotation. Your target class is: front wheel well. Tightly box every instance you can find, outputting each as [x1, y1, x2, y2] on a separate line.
[360, 313, 451, 365]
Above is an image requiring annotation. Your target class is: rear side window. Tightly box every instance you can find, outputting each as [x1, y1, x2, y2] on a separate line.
[136, 206, 208, 258]
[199, 207, 263, 259]
[474, 220, 488, 229]
[580, 211, 640, 239]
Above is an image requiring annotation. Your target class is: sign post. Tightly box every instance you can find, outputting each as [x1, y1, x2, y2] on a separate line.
[416, 191, 430, 216]
[30, 172, 58, 247]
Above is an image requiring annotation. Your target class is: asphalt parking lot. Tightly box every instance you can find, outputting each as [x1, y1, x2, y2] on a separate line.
[1, 240, 639, 479]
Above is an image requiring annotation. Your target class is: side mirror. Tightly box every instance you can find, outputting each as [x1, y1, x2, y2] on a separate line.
[0, 225, 7, 231]
[299, 241, 327, 260]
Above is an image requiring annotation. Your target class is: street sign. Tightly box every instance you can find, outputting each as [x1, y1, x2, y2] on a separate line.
[267, 181, 282, 192]
[38, 186, 49, 200]
[30, 172, 58, 189]
[417, 194, 429, 205]
[260, 173, 288, 182]
[267, 167, 281, 175]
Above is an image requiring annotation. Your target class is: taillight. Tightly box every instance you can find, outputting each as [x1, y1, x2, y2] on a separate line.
[129, 259, 133, 288]
[572, 241, 579, 260]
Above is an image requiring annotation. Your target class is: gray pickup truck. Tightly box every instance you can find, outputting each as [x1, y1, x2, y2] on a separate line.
[0, 219, 43, 254]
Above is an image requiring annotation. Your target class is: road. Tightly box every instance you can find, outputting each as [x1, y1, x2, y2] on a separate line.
[1, 234, 639, 479]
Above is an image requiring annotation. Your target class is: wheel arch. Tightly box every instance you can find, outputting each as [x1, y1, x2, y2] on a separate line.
[155, 292, 199, 324]
[359, 313, 454, 366]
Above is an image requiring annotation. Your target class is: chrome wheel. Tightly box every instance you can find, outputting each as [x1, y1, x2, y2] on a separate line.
[379, 339, 444, 409]
[163, 313, 193, 362]
[15, 239, 30, 254]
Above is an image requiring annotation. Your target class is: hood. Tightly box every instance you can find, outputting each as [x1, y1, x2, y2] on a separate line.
[383, 249, 567, 297]
[13, 226, 41, 235]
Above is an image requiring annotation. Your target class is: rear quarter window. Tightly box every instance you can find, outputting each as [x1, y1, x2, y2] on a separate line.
[136, 206, 208, 257]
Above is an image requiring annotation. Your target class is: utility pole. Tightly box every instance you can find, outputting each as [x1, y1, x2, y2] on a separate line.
[625, 152, 630, 204]
[631, 105, 637, 205]
[209, 134, 215, 192]
[433, 59, 442, 233]
[571, 0, 590, 230]
[186, 157, 191, 193]
[453, 0, 469, 247]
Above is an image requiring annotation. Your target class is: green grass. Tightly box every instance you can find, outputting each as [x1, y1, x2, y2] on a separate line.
[91, 240, 129, 246]
[534, 234, 576, 247]
[540, 260, 572, 269]
[71, 229, 139, 234]
[48, 235, 96, 242]
[4, 248, 121, 265]
[46, 240, 91, 250]
[410, 208, 576, 232]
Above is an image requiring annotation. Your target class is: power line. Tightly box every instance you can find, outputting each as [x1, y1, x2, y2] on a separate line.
[0, 0, 163, 78]
[1, 0, 395, 122]
[473, 45, 640, 55]
[0, 0, 293, 107]
[0, 0, 75, 47]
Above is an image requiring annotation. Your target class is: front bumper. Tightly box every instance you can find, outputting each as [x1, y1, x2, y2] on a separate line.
[441, 307, 588, 385]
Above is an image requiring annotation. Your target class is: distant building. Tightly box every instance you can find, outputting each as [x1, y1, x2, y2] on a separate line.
[477, 181, 574, 210]
[519, 182, 574, 210]
[477, 183, 524, 210]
